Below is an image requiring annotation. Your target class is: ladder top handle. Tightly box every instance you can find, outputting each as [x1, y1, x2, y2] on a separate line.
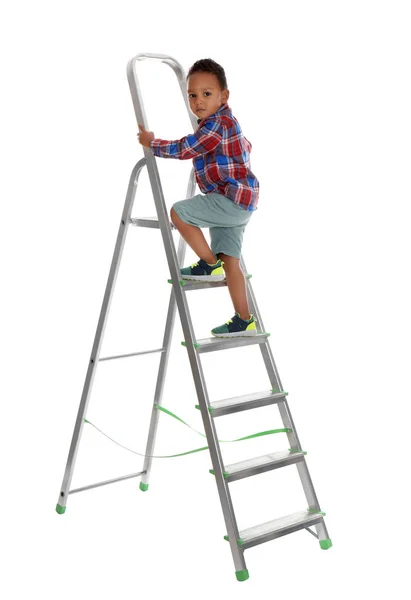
[128, 53, 185, 81]
[127, 52, 199, 131]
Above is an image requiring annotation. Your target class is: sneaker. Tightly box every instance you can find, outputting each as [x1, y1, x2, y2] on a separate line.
[180, 258, 225, 281]
[211, 312, 257, 337]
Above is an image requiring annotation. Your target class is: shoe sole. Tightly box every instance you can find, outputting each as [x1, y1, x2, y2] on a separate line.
[181, 274, 226, 282]
[211, 330, 257, 338]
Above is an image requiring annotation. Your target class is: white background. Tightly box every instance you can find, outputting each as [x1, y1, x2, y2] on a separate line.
[1, 0, 410, 597]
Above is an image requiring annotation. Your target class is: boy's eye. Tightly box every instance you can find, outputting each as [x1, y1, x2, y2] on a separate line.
[188, 92, 211, 98]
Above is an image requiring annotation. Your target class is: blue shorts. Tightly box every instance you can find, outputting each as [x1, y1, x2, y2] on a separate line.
[172, 192, 253, 259]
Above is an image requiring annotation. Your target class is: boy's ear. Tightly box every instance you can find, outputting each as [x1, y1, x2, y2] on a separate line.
[222, 88, 230, 103]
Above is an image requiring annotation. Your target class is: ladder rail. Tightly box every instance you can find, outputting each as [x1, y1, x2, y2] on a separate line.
[127, 53, 247, 574]
[139, 172, 195, 487]
[240, 257, 331, 541]
[56, 158, 146, 510]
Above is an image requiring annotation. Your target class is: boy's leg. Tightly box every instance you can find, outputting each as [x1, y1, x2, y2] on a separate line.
[217, 252, 251, 321]
[170, 207, 217, 265]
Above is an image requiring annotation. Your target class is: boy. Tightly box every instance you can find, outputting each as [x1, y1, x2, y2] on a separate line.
[137, 58, 259, 338]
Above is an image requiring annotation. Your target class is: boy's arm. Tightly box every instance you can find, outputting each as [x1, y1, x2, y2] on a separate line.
[150, 119, 223, 160]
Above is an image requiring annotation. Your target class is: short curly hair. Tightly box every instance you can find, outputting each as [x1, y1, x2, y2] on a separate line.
[186, 58, 228, 90]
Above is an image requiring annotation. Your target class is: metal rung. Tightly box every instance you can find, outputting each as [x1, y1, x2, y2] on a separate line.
[201, 389, 288, 417]
[167, 274, 252, 291]
[214, 450, 307, 483]
[69, 471, 146, 494]
[182, 332, 270, 354]
[130, 216, 176, 229]
[227, 510, 324, 550]
[99, 348, 164, 362]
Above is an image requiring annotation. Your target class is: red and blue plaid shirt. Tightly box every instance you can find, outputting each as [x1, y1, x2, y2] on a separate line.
[150, 103, 259, 211]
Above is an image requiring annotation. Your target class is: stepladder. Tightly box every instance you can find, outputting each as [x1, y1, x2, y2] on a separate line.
[56, 52, 332, 582]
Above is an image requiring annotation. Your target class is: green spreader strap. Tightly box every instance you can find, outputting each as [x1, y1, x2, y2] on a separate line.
[155, 404, 291, 443]
[83, 404, 292, 460]
[84, 418, 210, 459]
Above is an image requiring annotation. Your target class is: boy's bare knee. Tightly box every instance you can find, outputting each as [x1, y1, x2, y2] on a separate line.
[170, 206, 182, 227]
[217, 253, 240, 270]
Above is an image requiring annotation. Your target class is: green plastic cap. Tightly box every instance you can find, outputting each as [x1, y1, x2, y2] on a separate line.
[167, 279, 186, 287]
[139, 482, 149, 492]
[181, 341, 200, 349]
[56, 504, 66, 514]
[320, 539, 333, 550]
[209, 469, 229, 479]
[224, 535, 244, 546]
[236, 569, 249, 582]
[307, 507, 326, 516]
[195, 404, 213, 413]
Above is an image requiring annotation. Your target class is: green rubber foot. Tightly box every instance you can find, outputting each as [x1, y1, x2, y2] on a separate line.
[320, 538, 333, 550]
[55, 504, 66, 514]
[236, 569, 249, 582]
[139, 482, 149, 492]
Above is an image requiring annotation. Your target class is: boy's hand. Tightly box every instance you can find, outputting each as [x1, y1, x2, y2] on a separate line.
[137, 124, 155, 148]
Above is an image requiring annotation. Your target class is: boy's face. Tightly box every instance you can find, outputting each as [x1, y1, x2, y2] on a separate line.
[187, 72, 229, 120]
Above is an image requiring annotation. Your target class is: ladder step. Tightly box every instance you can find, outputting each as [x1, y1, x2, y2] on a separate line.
[182, 332, 270, 353]
[198, 389, 288, 417]
[211, 450, 307, 482]
[226, 510, 325, 550]
[130, 216, 176, 229]
[167, 274, 252, 290]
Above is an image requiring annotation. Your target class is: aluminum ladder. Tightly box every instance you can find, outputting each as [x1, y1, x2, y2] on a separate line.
[55, 52, 332, 582]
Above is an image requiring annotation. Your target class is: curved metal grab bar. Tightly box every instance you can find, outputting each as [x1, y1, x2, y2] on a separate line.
[126, 52, 198, 131]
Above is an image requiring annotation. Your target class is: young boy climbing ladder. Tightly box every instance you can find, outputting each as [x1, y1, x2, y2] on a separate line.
[137, 58, 259, 338]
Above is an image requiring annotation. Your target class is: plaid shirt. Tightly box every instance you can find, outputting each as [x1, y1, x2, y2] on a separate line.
[149, 103, 259, 211]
